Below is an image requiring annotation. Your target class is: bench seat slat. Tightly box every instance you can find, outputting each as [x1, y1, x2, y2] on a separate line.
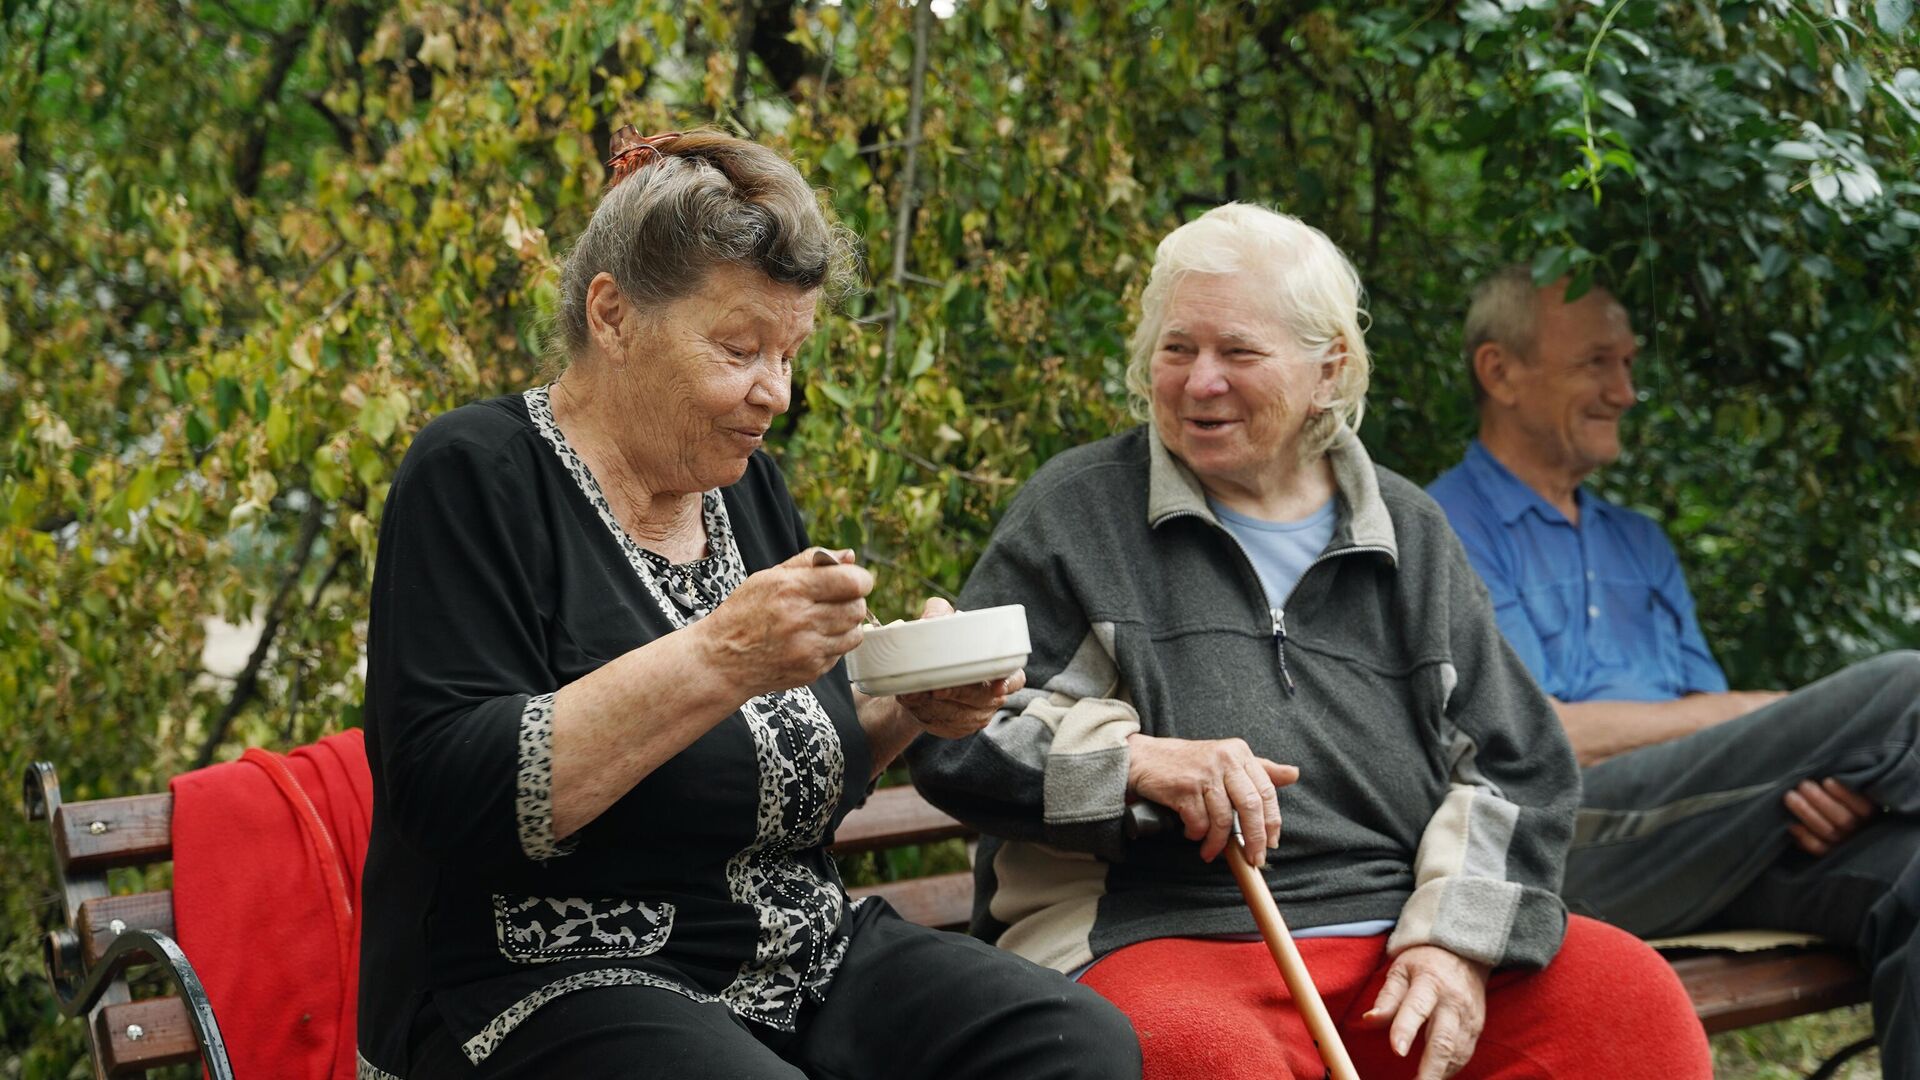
[1669, 949, 1869, 1034]
[849, 872, 974, 931]
[54, 794, 173, 874]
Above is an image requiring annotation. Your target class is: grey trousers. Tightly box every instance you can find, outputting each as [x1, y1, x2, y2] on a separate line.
[1565, 651, 1920, 1076]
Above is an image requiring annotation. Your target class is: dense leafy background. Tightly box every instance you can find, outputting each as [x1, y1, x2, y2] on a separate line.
[3, 0, 1916, 1072]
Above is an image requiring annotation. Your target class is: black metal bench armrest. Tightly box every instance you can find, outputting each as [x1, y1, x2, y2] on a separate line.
[51, 928, 235, 1080]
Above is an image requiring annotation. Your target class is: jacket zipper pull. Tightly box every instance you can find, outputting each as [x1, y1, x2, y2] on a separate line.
[1273, 608, 1296, 696]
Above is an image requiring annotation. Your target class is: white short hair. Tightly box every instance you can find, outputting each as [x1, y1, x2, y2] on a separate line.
[1462, 266, 1628, 404]
[1124, 203, 1371, 459]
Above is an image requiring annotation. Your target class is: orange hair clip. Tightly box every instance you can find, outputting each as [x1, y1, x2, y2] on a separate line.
[605, 125, 684, 189]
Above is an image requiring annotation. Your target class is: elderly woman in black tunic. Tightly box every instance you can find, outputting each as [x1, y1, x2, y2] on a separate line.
[353, 129, 1141, 1080]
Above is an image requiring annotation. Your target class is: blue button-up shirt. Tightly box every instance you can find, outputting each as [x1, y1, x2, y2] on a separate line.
[1427, 441, 1727, 703]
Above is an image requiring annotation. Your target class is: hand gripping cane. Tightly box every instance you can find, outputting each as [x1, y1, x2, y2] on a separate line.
[1124, 803, 1362, 1080]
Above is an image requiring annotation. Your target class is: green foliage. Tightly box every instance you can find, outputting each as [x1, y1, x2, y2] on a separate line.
[3, 0, 1916, 1070]
[1713, 1003, 1877, 1077]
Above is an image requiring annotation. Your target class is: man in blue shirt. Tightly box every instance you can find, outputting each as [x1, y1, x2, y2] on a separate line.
[1429, 265, 1920, 1073]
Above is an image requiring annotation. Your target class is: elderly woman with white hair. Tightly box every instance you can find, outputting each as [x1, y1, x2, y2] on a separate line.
[909, 204, 1710, 1079]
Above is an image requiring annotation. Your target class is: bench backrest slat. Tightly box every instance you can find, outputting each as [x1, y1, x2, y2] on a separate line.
[827, 786, 969, 855]
[54, 795, 173, 875]
[79, 893, 175, 969]
[96, 998, 200, 1075]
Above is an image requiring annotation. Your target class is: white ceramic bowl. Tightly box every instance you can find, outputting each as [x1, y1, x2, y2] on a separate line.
[844, 604, 1031, 697]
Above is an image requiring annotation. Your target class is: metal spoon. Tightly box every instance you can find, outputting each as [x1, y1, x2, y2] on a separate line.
[806, 547, 883, 627]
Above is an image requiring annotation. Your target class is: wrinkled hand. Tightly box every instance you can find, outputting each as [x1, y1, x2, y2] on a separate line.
[1359, 945, 1490, 1080]
[1124, 733, 1298, 865]
[1785, 777, 1878, 856]
[696, 548, 872, 699]
[893, 598, 1026, 739]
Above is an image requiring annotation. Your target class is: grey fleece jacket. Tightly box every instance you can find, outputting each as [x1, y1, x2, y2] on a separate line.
[906, 424, 1577, 975]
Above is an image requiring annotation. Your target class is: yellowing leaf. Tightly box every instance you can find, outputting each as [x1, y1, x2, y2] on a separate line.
[310, 456, 345, 502]
[417, 31, 457, 74]
[289, 326, 321, 373]
[359, 396, 397, 445]
[349, 512, 376, 553]
[501, 201, 547, 261]
[265, 403, 291, 451]
[444, 327, 479, 386]
[385, 389, 412, 430]
[126, 467, 156, 511]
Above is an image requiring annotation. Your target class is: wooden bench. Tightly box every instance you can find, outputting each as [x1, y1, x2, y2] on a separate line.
[28, 763, 1872, 1077]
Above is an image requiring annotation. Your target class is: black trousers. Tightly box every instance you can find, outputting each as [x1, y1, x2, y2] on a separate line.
[409, 898, 1142, 1079]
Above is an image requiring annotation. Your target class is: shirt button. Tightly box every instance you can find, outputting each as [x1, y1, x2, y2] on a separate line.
[1588, 605, 1600, 619]
[1586, 571, 1595, 581]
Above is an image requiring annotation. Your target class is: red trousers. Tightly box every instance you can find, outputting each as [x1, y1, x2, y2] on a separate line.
[1081, 915, 1710, 1080]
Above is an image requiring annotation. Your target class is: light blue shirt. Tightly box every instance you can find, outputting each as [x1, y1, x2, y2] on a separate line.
[1208, 497, 1339, 612]
[1427, 441, 1728, 703]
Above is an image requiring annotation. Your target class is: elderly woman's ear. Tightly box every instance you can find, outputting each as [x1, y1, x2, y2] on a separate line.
[585, 271, 631, 359]
[1311, 337, 1349, 413]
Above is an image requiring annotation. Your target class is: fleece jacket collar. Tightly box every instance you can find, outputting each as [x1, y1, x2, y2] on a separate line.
[1145, 422, 1399, 565]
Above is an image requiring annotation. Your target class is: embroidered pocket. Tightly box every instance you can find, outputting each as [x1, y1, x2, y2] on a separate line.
[493, 895, 675, 963]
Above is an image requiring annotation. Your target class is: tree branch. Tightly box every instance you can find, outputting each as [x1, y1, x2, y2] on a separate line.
[858, 548, 959, 604]
[749, 0, 814, 97]
[589, 39, 642, 164]
[862, 431, 1016, 488]
[1177, 192, 1228, 217]
[231, 1, 324, 259]
[1256, 16, 1331, 95]
[817, 6, 839, 96]
[303, 91, 358, 154]
[16, 0, 58, 176]
[372, 274, 429, 365]
[1355, 74, 1395, 268]
[731, 0, 758, 122]
[288, 239, 345, 298]
[202, 0, 275, 39]
[1222, 58, 1241, 203]
[881, 0, 935, 372]
[195, 496, 326, 768]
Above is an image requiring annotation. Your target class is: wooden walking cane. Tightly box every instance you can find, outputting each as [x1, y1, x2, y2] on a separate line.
[1125, 804, 1362, 1080]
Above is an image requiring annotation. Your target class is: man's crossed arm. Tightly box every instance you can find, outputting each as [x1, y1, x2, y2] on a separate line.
[1552, 692, 1878, 856]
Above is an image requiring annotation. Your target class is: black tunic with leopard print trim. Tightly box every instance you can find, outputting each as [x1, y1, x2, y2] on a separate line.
[356, 389, 873, 1076]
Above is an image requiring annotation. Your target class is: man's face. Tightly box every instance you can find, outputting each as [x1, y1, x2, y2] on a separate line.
[1508, 286, 1639, 478]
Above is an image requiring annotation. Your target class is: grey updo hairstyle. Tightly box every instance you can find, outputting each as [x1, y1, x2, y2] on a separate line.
[549, 130, 859, 365]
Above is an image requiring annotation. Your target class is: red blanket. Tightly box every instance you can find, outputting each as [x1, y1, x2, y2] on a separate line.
[171, 729, 373, 1080]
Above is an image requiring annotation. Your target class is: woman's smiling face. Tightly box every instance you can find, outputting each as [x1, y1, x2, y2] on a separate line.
[614, 263, 818, 492]
[1149, 271, 1338, 497]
